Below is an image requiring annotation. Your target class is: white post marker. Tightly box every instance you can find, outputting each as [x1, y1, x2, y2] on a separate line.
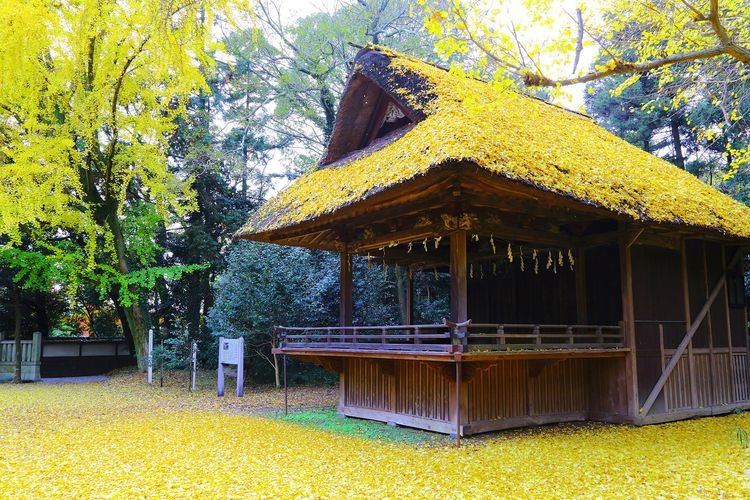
[147, 328, 153, 385]
[191, 341, 197, 392]
[217, 337, 244, 397]
[217, 337, 225, 396]
[236, 338, 244, 397]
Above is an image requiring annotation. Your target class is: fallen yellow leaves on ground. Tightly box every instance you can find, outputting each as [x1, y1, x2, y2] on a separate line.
[1, 371, 749, 498]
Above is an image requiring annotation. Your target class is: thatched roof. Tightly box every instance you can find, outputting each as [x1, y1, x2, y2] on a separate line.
[237, 46, 750, 241]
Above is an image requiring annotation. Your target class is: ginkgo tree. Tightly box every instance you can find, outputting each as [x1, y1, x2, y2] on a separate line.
[0, 0, 250, 367]
[420, 0, 750, 174]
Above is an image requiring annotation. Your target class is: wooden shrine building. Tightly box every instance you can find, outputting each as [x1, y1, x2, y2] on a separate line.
[237, 46, 750, 436]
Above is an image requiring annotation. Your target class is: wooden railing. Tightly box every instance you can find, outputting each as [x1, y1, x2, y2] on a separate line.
[276, 325, 455, 353]
[464, 323, 625, 351]
[275, 322, 624, 354]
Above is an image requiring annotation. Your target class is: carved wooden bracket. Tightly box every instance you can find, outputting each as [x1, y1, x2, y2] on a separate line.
[441, 212, 478, 231]
[415, 216, 433, 228]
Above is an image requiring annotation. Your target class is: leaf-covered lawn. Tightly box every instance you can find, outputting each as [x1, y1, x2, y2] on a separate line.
[1, 372, 749, 498]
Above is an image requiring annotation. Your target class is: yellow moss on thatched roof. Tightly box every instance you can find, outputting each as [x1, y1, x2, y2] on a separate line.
[239, 46, 750, 240]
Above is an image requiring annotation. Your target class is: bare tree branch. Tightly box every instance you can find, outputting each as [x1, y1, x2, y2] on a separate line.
[527, 44, 743, 86]
[572, 8, 584, 74]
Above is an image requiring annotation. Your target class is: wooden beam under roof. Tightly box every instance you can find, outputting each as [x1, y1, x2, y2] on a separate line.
[243, 160, 750, 252]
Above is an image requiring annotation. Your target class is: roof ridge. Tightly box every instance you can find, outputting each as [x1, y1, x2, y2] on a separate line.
[360, 44, 592, 120]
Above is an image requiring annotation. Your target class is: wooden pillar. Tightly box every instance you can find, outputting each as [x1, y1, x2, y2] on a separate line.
[575, 248, 587, 324]
[405, 266, 413, 325]
[283, 354, 288, 415]
[702, 242, 716, 405]
[680, 240, 699, 408]
[340, 252, 353, 327]
[450, 230, 468, 323]
[722, 246, 736, 402]
[454, 359, 462, 444]
[619, 236, 639, 418]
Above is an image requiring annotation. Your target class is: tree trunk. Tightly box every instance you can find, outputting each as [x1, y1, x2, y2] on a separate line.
[670, 114, 685, 169]
[12, 283, 22, 384]
[120, 299, 148, 370]
[202, 271, 214, 315]
[320, 83, 337, 143]
[184, 271, 202, 341]
[111, 291, 135, 354]
[108, 213, 149, 370]
[273, 352, 280, 388]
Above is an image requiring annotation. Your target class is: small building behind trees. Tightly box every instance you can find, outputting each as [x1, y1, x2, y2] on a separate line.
[237, 46, 750, 435]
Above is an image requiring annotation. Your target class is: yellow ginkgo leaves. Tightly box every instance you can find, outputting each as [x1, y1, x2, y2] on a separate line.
[239, 47, 750, 241]
[1, 371, 749, 498]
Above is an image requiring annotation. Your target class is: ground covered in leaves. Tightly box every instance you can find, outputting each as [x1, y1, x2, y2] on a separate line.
[1, 370, 750, 498]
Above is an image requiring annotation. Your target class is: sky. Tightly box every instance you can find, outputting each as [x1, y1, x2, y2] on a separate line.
[270, 0, 594, 109]
[279, 0, 339, 18]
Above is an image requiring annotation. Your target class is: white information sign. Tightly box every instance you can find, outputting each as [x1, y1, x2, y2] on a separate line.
[219, 338, 242, 364]
[217, 337, 244, 397]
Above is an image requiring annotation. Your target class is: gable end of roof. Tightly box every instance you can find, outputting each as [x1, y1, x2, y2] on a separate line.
[320, 48, 436, 166]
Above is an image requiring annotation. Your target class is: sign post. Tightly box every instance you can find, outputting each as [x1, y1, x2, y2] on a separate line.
[190, 341, 197, 392]
[147, 328, 153, 385]
[217, 337, 244, 397]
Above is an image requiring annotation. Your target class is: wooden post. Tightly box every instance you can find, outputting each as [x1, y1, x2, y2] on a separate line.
[340, 253, 353, 327]
[722, 246, 736, 402]
[575, 248, 587, 324]
[339, 370, 346, 413]
[455, 359, 462, 446]
[702, 242, 716, 405]
[659, 323, 667, 409]
[283, 354, 288, 416]
[405, 266, 413, 326]
[681, 240, 698, 408]
[658, 324, 665, 370]
[640, 249, 742, 416]
[619, 236, 639, 419]
[450, 230, 468, 323]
